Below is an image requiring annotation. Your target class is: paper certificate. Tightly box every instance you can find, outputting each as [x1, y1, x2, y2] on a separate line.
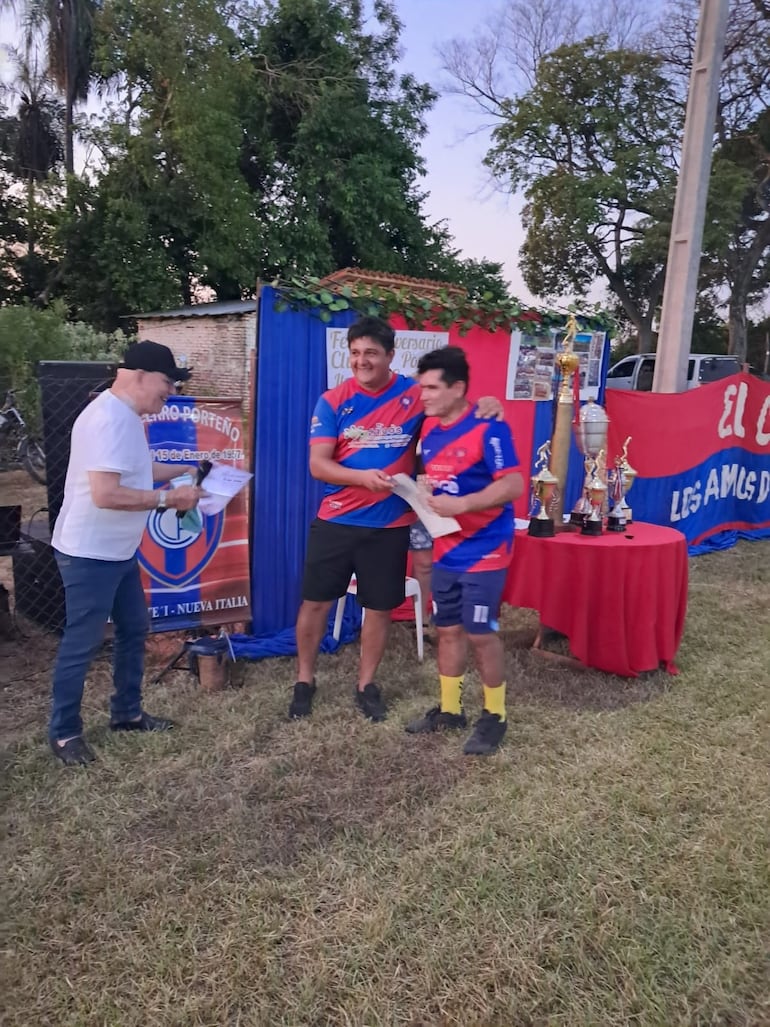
[172, 463, 253, 516]
[198, 463, 253, 515]
[390, 473, 460, 539]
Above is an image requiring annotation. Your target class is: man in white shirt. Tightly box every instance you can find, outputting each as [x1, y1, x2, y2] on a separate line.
[49, 341, 205, 766]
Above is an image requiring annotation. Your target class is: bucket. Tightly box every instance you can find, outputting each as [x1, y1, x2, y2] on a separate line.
[186, 636, 232, 692]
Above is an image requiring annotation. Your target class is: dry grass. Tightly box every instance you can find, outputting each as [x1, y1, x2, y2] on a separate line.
[1, 537, 769, 1027]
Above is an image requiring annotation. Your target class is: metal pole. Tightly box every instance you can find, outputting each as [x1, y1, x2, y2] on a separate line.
[653, 0, 731, 393]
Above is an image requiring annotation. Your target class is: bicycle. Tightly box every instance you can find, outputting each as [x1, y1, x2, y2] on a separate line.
[0, 389, 47, 485]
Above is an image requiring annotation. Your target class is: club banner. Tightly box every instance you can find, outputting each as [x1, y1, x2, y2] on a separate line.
[138, 396, 251, 632]
[605, 374, 770, 553]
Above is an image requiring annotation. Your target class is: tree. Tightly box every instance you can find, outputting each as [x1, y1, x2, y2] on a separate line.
[2, 0, 99, 176]
[656, 0, 770, 361]
[441, 0, 769, 359]
[55, 0, 260, 325]
[0, 51, 63, 301]
[485, 37, 680, 350]
[0, 99, 27, 304]
[438, 0, 648, 116]
[237, 0, 459, 281]
[701, 116, 770, 361]
[444, 257, 517, 305]
[55, 0, 479, 326]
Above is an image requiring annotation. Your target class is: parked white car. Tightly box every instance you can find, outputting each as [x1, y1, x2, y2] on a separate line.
[605, 353, 741, 391]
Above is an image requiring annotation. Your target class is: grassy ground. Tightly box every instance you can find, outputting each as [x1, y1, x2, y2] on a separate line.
[1, 537, 769, 1027]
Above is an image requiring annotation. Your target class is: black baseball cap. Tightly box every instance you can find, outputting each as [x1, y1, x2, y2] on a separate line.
[121, 340, 192, 382]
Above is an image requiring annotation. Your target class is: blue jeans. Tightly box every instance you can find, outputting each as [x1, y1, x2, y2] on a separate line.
[49, 552, 149, 741]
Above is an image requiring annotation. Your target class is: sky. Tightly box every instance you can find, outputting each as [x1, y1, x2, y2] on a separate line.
[393, 0, 536, 301]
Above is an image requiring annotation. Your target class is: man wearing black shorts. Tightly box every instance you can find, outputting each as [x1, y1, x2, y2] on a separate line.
[290, 317, 502, 723]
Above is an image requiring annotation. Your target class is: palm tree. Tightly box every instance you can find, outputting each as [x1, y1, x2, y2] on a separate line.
[2, 0, 98, 176]
[0, 48, 62, 298]
[8, 52, 63, 253]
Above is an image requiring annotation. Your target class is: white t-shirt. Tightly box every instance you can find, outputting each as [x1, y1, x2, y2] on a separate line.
[52, 390, 153, 561]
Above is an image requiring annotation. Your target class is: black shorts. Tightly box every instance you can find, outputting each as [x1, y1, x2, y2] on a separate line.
[302, 519, 410, 610]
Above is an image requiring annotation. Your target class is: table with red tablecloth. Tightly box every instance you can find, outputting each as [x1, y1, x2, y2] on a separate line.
[503, 522, 689, 677]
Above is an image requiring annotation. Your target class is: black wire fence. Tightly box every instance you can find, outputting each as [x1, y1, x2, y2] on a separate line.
[1, 361, 116, 636]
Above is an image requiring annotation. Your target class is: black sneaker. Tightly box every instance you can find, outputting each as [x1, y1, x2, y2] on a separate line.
[110, 711, 175, 732]
[355, 682, 387, 722]
[405, 705, 468, 734]
[50, 736, 96, 766]
[463, 711, 507, 756]
[289, 680, 316, 719]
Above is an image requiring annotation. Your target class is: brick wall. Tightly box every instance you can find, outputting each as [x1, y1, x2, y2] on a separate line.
[135, 312, 256, 410]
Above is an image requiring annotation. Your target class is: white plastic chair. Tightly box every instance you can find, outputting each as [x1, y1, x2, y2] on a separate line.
[332, 575, 424, 662]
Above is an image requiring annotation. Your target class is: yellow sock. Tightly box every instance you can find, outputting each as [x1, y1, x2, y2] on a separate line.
[439, 675, 464, 715]
[483, 682, 506, 722]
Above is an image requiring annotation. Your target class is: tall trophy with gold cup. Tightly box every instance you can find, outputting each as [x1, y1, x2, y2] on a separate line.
[547, 315, 581, 527]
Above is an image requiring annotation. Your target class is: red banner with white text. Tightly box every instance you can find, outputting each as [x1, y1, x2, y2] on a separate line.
[605, 374, 770, 551]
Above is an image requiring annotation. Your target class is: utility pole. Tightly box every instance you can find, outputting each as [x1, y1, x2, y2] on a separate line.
[653, 0, 731, 393]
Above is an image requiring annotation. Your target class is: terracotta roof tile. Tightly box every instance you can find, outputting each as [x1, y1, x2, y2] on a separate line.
[317, 268, 468, 300]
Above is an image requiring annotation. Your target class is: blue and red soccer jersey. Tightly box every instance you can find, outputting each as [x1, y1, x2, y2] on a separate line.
[420, 405, 520, 572]
[309, 373, 422, 528]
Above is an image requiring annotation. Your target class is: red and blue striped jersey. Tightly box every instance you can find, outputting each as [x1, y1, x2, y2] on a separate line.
[421, 405, 519, 572]
[309, 373, 422, 527]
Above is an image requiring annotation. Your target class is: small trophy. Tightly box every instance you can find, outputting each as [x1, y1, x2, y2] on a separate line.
[606, 459, 627, 532]
[570, 453, 595, 528]
[617, 436, 636, 524]
[581, 450, 607, 536]
[528, 442, 559, 537]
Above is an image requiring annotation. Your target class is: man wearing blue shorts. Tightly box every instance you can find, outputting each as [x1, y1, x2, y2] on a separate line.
[406, 346, 524, 755]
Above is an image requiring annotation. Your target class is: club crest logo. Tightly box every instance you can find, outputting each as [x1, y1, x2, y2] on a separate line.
[139, 507, 224, 588]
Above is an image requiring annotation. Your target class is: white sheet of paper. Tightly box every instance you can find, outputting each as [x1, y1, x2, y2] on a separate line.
[172, 463, 252, 516]
[390, 473, 461, 539]
[198, 463, 252, 516]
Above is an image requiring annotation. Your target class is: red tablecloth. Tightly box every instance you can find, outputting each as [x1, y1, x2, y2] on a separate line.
[503, 522, 689, 677]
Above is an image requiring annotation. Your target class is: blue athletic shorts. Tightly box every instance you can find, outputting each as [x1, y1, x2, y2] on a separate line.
[431, 566, 508, 635]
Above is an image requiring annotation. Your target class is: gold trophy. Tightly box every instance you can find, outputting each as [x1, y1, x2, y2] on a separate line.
[571, 398, 610, 528]
[606, 458, 627, 532]
[528, 442, 559, 537]
[570, 453, 595, 528]
[581, 449, 607, 536]
[607, 438, 635, 531]
[617, 436, 636, 524]
[548, 315, 581, 526]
